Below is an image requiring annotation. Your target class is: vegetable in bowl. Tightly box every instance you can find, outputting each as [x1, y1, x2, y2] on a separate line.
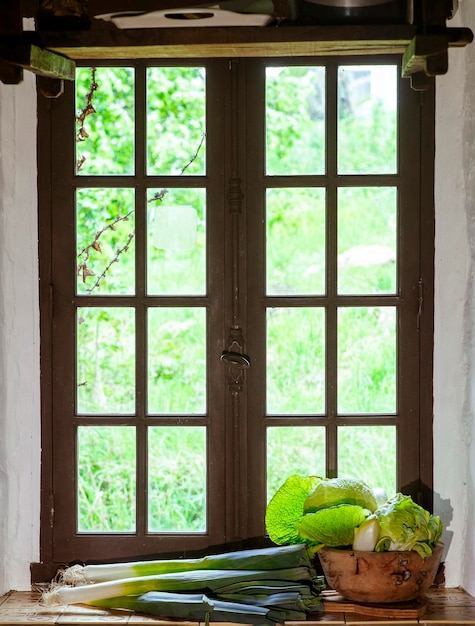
[372, 492, 443, 557]
[265, 474, 443, 557]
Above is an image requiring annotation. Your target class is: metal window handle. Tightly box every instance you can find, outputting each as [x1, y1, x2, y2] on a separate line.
[220, 350, 251, 369]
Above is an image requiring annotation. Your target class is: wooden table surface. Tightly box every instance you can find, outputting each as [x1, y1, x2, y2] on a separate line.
[0, 587, 474, 625]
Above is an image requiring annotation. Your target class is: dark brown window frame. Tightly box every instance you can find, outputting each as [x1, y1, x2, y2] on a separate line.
[34, 53, 435, 581]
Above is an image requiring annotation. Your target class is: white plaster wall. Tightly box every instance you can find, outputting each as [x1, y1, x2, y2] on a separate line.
[433, 1, 475, 595]
[1, 15, 475, 594]
[0, 73, 41, 595]
[460, 1, 475, 595]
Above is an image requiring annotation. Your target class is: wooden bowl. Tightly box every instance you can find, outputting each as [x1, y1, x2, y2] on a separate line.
[317, 543, 443, 604]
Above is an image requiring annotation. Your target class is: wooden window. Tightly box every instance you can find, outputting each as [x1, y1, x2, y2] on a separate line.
[37, 56, 434, 569]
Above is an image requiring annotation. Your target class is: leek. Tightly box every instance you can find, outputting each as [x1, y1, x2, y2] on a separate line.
[215, 581, 315, 594]
[44, 543, 325, 624]
[60, 543, 312, 584]
[44, 566, 318, 606]
[91, 592, 289, 625]
[215, 589, 321, 613]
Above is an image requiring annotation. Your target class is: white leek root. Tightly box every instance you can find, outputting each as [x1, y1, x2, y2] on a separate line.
[42, 578, 131, 606]
[59, 564, 90, 585]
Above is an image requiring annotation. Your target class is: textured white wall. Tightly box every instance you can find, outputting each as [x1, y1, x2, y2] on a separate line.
[434, 1, 475, 595]
[0, 73, 41, 595]
[1, 20, 475, 593]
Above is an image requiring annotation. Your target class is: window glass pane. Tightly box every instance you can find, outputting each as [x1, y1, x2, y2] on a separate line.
[267, 308, 325, 414]
[148, 426, 206, 532]
[77, 426, 136, 532]
[338, 306, 396, 414]
[267, 426, 325, 501]
[338, 425, 396, 497]
[266, 188, 325, 296]
[338, 187, 397, 295]
[338, 65, 397, 175]
[77, 307, 136, 414]
[76, 188, 135, 295]
[76, 67, 135, 176]
[147, 188, 206, 295]
[266, 66, 325, 175]
[147, 67, 206, 176]
[148, 308, 206, 414]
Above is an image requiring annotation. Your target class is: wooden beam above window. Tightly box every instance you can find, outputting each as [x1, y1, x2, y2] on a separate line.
[401, 28, 473, 90]
[1, 0, 472, 87]
[0, 41, 75, 78]
[37, 24, 420, 59]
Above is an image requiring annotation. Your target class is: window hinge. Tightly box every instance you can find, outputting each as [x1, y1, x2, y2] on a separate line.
[417, 278, 424, 330]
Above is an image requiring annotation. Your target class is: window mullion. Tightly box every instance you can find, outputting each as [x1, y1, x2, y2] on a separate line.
[222, 58, 252, 541]
[243, 58, 267, 540]
[326, 62, 339, 478]
[134, 63, 148, 537]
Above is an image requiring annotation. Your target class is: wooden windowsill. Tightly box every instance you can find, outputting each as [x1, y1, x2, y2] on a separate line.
[1, 588, 475, 625]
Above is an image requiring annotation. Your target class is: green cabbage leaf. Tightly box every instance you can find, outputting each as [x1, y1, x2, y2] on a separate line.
[265, 475, 373, 549]
[374, 493, 443, 557]
[265, 475, 323, 546]
[296, 504, 369, 548]
[303, 477, 378, 514]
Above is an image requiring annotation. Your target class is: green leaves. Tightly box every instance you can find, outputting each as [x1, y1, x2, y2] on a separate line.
[265, 475, 443, 557]
[304, 476, 378, 513]
[374, 493, 443, 557]
[93, 591, 292, 626]
[265, 475, 322, 546]
[266, 475, 374, 548]
[297, 505, 368, 548]
[266, 475, 380, 550]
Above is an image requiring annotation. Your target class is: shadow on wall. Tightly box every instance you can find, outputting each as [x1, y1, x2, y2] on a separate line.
[434, 491, 454, 558]
[399, 481, 453, 585]
[434, 491, 454, 585]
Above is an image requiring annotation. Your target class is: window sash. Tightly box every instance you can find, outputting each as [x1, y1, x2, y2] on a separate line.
[37, 56, 434, 565]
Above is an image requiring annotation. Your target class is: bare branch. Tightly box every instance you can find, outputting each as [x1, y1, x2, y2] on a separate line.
[148, 189, 169, 204]
[76, 67, 98, 171]
[78, 129, 205, 292]
[179, 133, 206, 175]
[84, 230, 135, 293]
[77, 209, 134, 290]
